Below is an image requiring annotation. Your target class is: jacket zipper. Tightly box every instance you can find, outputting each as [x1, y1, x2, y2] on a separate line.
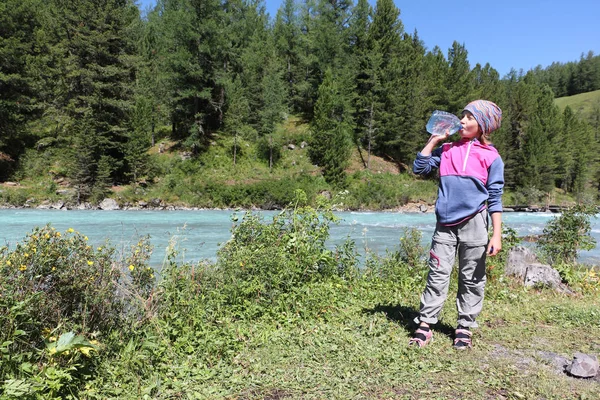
[462, 140, 473, 172]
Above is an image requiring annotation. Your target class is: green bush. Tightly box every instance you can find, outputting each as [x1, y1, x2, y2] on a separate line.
[215, 190, 359, 317]
[364, 227, 428, 292]
[0, 226, 156, 399]
[537, 204, 597, 265]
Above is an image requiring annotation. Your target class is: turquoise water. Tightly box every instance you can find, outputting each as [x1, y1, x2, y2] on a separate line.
[1, 209, 599, 266]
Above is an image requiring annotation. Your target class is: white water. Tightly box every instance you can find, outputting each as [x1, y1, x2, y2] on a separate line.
[1, 209, 598, 267]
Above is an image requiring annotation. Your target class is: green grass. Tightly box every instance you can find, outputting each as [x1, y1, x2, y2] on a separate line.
[93, 279, 600, 399]
[555, 89, 600, 122]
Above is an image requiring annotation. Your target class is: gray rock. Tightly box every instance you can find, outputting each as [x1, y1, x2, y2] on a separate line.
[505, 246, 563, 289]
[37, 201, 51, 210]
[523, 263, 562, 288]
[51, 201, 65, 210]
[77, 202, 91, 210]
[138, 201, 148, 208]
[418, 204, 428, 213]
[99, 198, 120, 210]
[566, 353, 598, 378]
[287, 144, 296, 150]
[150, 198, 162, 207]
[300, 141, 307, 149]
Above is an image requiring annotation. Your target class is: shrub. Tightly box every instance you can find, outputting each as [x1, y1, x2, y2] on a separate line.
[537, 204, 597, 265]
[0, 226, 156, 398]
[214, 190, 359, 316]
[364, 227, 428, 291]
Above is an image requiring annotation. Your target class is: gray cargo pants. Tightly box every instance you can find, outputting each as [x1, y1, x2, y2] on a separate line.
[415, 209, 489, 328]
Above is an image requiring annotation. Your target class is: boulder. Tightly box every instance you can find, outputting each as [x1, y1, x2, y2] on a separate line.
[566, 353, 599, 378]
[505, 246, 563, 289]
[76, 202, 92, 210]
[99, 198, 120, 210]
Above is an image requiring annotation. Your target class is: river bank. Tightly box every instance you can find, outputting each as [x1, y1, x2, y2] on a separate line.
[0, 196, 579, 214]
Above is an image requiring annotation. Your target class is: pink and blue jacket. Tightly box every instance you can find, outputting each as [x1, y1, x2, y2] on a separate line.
[413, 138, 504, 225]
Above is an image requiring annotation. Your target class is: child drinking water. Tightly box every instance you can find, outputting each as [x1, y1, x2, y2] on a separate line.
[410, 100, 504, 349]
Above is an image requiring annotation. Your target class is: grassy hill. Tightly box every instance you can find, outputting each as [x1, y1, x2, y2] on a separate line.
[555, 89, 600, 123]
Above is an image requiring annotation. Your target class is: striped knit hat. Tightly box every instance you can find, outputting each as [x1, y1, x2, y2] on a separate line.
[463, 100, 502, 134]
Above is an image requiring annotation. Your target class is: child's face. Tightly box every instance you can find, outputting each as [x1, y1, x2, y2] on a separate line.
[460, 111, 481, 139]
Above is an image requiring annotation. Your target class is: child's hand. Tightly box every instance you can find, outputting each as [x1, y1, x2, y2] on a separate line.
[427, 130, 450, 145]
[487, 236, 502, 256]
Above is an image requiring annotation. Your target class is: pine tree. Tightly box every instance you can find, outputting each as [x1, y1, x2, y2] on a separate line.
[309, 69, 352, 187]
[421, 46, 449, 112]
[273, 0, 303, 112]
[367, 0, 405, 162]
[446, 41, 472, 114]
[45, 0, 138, 200]
[0, 0, 44, 178]
[348, 0, 379, 168]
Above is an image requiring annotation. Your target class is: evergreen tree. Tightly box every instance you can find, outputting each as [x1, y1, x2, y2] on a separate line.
[223, 76, 250, 166]
[309, 69, 352, 187]
[446, 41, 472, 114]
[421, 46, 449, 112]
[559, 106, 596, 197]
[45, 0, 138, 199]
[367, 0, 405, 163]
[348, 0, 380, 168]
[0, 0, 44, 178]
[273, 0, 304, 112]
[510, 79, 559, 193]
[258, 43, 287, 170]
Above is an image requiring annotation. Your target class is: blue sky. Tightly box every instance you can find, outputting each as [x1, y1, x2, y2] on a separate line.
[136, 0, 600, 77]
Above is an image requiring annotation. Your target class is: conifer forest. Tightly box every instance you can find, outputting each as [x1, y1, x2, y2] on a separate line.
[2, 0, 600, 203]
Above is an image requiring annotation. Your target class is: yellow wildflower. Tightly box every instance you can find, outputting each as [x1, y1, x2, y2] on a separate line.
[52, 267, 56, 271]
[97, 247, 102, 251]
[84, 236, 88, 241]
[79, 346, 95, 357]
[19, 265, 27, 271]
[128, 265, 135, 271]
[6, 260, 11, 266]
[56, 232, 61, 237]
[87, 261, 93, 266]
[24, 253, 29, 258]
[67, 228, 74, 233]
[150, 274, 154, 279]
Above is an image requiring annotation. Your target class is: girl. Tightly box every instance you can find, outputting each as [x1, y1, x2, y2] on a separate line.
[409, 100, 504, 349]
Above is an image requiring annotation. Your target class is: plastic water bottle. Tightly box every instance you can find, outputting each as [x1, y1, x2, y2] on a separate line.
[426, 110, 462, 136]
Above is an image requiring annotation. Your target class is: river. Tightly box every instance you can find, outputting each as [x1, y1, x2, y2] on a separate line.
[1, 209, 599, 267]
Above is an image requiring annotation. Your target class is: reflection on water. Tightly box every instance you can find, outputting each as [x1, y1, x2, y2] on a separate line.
[1, 209, 599, 267]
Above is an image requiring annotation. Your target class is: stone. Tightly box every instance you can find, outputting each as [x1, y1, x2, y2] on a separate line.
[287, 144, 296, 150]
[523, 263, 562, 288]
[99, 198, 120, 210]
[505, 246, 563, 289]
[77, 202, 91, 210]
[505, 246, 537, 278]
[418, 204, 428, 213]
[566, 353, 599, 378]
[51, 201, 65, 210]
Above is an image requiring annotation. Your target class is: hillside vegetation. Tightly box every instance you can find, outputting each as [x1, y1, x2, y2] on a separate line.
[555, 89, 600, 124]
[2, 0, 600, 210]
